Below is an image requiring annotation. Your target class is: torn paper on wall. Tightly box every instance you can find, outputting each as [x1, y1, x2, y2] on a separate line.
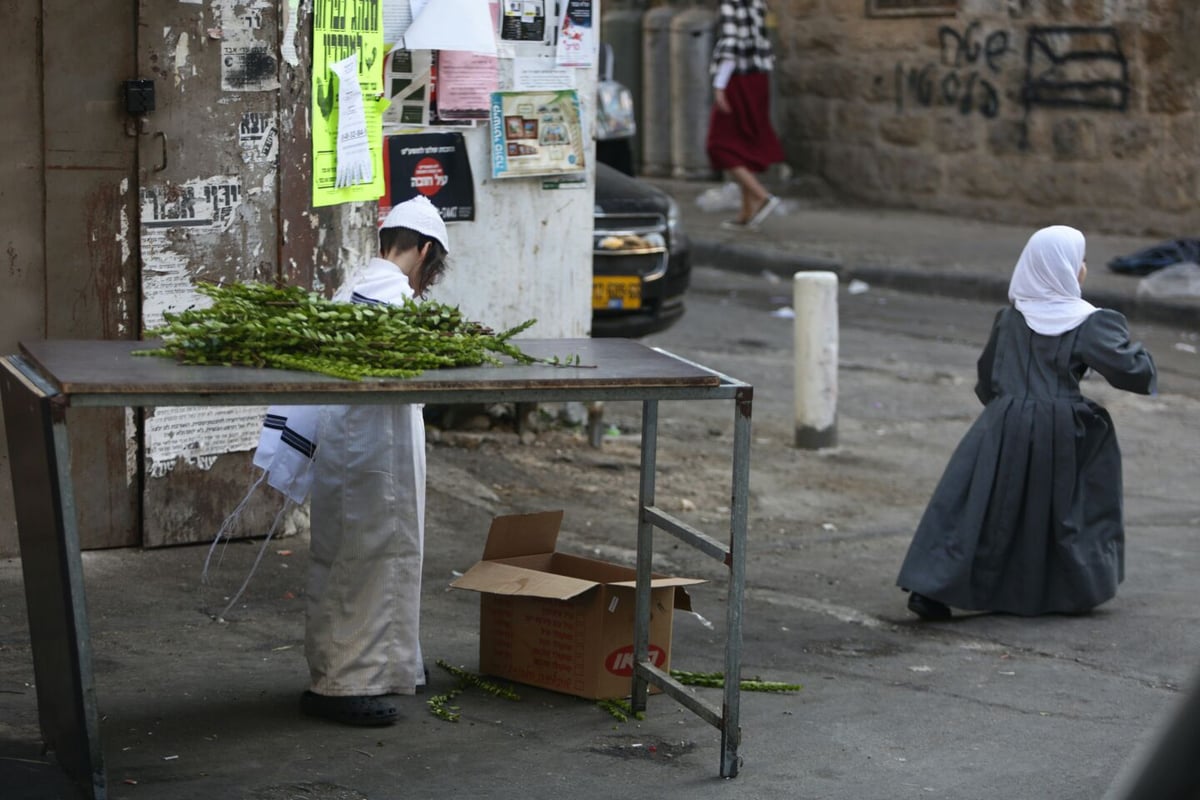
[145, 406, 268, 478]
[139, 173, 263, 477]
[217, 0, 280, 91]
[405, 0, 497, 54]
[239, 111, 279, 163]
[139, 176, 243, 328]
[282, 0, 301, 66]
[382, 48, 434, 129]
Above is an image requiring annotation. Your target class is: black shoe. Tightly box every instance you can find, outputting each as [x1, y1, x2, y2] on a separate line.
[300, 691, 400, 726]
[907, 592, 952, 620]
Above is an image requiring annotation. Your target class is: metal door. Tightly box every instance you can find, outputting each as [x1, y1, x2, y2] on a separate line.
[51, 1, 142, 549]
[1, 0, 141, 555]
[135, 0, 285, 546]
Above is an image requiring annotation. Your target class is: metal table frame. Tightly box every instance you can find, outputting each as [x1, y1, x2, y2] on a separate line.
[0, 338, 752, 799]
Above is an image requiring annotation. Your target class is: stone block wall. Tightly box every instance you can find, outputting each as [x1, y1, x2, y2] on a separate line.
[769, 0, 1200, 235]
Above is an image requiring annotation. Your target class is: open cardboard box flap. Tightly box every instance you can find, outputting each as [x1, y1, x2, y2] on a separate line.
[451, 561, 702, 608]
[611, 577, 702, 612]
[452, 510, 703, 609]
[451, 560, 597, 601]
[480, 510, 564, 561]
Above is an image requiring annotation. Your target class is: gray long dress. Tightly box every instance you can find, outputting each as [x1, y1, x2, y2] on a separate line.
[896, 306, 1157, 615]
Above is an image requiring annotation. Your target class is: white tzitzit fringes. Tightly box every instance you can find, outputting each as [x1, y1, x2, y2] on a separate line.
[207, 453, 315, 620]
[202, 469, 267, 585]
[214, 498, 293, 621]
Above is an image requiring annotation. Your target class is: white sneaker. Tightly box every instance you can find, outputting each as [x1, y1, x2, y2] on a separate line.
[746, 195, 781, 229]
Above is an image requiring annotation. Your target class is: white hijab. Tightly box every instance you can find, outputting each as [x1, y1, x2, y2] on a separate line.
[1007, 225, 1097, 336]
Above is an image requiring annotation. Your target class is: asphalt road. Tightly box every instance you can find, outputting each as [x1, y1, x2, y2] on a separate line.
[2, 264, 1197, 799]
[624, 265, 1200, 798]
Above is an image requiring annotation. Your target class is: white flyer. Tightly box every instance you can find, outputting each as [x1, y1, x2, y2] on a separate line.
[331, 53, 373, 188]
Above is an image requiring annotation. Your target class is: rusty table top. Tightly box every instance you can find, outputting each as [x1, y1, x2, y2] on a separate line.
[14, 338, 737, 407]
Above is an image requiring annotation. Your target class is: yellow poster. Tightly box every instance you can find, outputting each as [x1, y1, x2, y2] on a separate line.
[312, 0, 387, 207]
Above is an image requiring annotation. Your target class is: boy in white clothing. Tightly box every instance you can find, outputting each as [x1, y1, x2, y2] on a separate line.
[298, 196, 449, 725]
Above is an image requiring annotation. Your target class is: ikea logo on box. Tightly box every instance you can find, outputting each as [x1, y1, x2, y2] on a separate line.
[605, 644, 667, 677]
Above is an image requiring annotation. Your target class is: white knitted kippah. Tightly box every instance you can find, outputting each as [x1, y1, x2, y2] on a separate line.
[381, 195, 450, 253]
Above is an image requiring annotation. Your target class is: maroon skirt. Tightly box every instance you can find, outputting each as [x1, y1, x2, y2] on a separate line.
[705, 70, 785, 173]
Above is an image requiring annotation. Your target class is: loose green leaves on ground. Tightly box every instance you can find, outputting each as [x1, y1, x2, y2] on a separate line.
[597, 697, 644, 722]
[428, 660, 521, 723]
[599, 670, 802, 724]
[424, 661, 800, 724]
[136, 282, 556, 380]
[670, 669, 802, 693]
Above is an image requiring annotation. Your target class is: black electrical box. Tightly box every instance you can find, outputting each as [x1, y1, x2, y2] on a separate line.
[123, 79, 155, 115]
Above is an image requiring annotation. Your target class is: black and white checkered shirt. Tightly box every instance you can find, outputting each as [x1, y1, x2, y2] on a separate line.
[711, 0, 774, 75]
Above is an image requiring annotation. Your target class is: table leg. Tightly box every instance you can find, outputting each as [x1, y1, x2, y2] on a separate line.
[631, 398, 658, 712]
[1, 357, 106, 800]
[721, 385, 753, 778]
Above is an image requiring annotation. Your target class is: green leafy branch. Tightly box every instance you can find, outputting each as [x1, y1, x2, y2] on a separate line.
[136, 282, 588, 380]
[597, 697, 645, 722]
[670, 669, 803, 692]
[427, 659, 521, 723]
[599, 671, 801, 724]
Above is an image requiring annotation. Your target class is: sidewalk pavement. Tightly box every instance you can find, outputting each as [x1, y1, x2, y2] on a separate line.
[646, 175, 1200, 329]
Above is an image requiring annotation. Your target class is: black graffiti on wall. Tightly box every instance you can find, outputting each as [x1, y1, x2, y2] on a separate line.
[894, 22, 1012, 118]
[892, 23, 1130, 124]
[1022, 26, 1129, 113]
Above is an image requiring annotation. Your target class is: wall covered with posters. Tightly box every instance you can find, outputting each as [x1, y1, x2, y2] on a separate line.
[374, 3, 595, 340]
[0, 0, 599, 555]
[769, 0, 1200, 235]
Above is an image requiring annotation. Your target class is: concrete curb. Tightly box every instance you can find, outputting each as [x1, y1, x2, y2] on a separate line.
[692, 239, 841, 277]
[693, 238, 1198, 328]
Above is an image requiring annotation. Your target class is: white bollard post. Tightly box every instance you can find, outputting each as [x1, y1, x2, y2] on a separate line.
[793, 271, 838, 449]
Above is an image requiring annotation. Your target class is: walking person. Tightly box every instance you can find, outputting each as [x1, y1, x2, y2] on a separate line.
[706, 0, 786, 231]
[897, 225, 1157, 620]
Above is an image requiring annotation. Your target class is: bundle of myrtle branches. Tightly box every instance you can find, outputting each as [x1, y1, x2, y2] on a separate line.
[137, 281, 555, 380]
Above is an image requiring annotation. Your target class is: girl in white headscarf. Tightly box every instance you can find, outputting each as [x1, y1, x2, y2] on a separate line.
[1007, 225, 1097, 335]
[897, 225, 1157, 620]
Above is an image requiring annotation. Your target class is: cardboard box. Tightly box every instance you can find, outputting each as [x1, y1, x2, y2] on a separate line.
[450, 510, 703, 700]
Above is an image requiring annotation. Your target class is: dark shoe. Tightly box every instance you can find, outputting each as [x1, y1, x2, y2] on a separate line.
[907, 592, 952, 620]
[300, 691, 400, 726]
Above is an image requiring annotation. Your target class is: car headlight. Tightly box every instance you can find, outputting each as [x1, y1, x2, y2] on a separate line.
[666, 197, 684, 245]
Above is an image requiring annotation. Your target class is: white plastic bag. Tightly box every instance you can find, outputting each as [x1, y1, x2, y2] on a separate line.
[595, 79, 636, 140]
[695, 181, 741, 212]
[1136, 262, 1200, 298]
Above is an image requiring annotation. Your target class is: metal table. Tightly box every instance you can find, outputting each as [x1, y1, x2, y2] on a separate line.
[1, 338, 752, 799]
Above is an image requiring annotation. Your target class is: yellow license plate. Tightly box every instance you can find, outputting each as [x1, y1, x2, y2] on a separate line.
[593, 276, 642, 310]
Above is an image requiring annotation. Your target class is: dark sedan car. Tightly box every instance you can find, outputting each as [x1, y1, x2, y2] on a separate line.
[591, 162, 691, 338]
